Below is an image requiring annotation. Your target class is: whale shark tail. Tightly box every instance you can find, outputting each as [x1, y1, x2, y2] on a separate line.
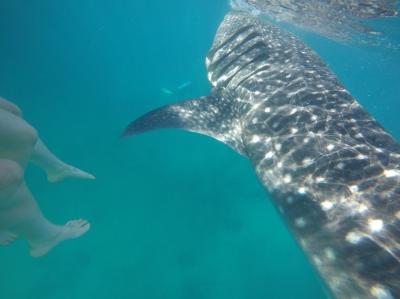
[123, 89, 247, 156]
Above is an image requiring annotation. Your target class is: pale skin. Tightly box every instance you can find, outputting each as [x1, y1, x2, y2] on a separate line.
[0, 97, 95, 257]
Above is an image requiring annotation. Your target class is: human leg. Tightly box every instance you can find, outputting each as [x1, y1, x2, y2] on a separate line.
[0, 97, 22, 117]
[0, 109, 38, 165]
[31, 139, 95, 182]
[0, 173, 90, 257]
[0, 98, 94, 182]
[0, 159, 23, 245]
[0, 230, 18, 245]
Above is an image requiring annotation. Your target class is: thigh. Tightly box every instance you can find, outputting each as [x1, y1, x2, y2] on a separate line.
[0, 97, 22, 117]
[0, 109, 38, 162]
[0, 159, 24, 202]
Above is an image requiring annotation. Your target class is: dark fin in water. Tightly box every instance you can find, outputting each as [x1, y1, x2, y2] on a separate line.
[123, 91, 246, 155]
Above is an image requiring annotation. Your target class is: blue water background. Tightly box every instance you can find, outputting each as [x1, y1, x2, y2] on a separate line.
[0, 1, 399, 298]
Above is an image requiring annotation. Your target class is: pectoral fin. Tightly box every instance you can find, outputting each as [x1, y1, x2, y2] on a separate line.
[123, 92, 245, 155]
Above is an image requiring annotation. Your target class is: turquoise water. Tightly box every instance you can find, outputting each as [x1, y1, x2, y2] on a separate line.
[0, 1, 399, 299]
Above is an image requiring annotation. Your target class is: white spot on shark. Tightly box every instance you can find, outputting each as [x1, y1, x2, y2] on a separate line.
[346, 231, 363, 244]
[370, 285, 393, 299]
[368, 218, 384, 233]
[251, 135, 261, 143]
[283, 175, 292, 184]
[298, 187, 307, 194]
[264, 151, 274, 159]
[349, 185, 359, 193]
[321, 200, 334, 211]
[324, 248, 336, 261]
[326, 144, 335, 151]
[295, 217, 307, 228]
[384, 169, 400, 178]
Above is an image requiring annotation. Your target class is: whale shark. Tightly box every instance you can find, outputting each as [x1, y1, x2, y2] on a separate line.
[124, 11, 400, 299]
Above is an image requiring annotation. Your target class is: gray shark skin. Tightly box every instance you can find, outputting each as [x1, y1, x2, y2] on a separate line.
[124, 12, 400, 299]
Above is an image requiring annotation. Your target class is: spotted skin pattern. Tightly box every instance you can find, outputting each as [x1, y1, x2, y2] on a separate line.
[125, 12, 400, 299]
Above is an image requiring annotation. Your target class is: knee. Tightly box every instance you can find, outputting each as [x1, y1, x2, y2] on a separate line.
[0, 160, 24, 190]
[13, 120, 39, 150]
[0, 112, 39, 151]
[0, 97, 22, 117]
[22, 123, 39, 149]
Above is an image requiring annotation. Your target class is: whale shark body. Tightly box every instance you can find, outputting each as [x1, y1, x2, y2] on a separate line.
[124, 11, 400, 299]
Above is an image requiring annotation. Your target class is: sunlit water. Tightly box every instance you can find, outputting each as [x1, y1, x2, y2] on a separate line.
[0, 1, 399, 299]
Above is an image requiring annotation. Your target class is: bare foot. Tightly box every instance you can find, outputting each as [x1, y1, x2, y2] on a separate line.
[0, 230, 18, 246]
[29, 219, 90, 257]
[47, 164, 95, 183]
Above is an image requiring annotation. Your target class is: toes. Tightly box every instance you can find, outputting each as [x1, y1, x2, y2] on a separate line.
[0, 237, 17, 246]
[86, 174, 96, 180]
[48, 165, 95, 183]
[82, 222, 91, 232]
[76, 219, 89, 228]
[80, 221, 90, 230]
[0, 232, 18, 246]
[70, 167, 96, 180]
[66, 219, 90, 228]
[5, 238, 15, 245]
[64, 219, 91, 239]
